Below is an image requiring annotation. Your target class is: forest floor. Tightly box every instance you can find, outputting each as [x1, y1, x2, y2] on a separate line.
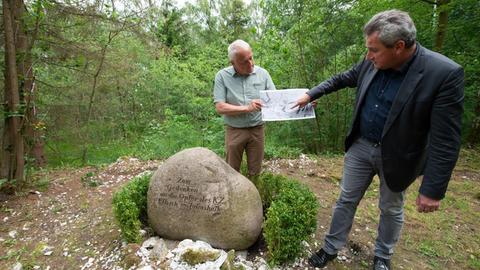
[0, 149, 479, 270]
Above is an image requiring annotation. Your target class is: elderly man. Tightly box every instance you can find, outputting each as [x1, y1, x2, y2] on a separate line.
[213, 40, 276, 177]
[293, 10, 464, 270]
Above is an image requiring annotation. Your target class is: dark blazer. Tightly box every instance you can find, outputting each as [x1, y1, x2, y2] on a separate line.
[307, 44, 464, 199]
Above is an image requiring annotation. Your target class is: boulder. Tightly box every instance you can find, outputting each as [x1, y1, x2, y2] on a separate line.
[147, 147, 263, 250]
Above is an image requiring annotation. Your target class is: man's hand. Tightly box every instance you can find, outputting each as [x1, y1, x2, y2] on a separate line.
[416, 194, 440, 213]
[247, 99, 263, 112]
[291, 93, 311, 109]
[215, 100, 262, 115]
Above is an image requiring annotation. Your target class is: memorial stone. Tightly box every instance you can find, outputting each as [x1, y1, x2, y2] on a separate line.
[147, 147, 263, 250]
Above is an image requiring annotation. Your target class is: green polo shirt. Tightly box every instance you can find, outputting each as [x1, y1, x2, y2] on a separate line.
[213, 66, 276, 128]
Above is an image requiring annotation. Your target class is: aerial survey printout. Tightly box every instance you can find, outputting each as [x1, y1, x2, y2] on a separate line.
[260, 88, 316, 121]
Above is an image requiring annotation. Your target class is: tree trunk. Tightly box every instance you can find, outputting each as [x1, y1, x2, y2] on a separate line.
[81, 42, 108, 164]
[1, 0, 25, 189]
[23, 79, 47, 167]
[81, 28, 122, 164]
[434, 0, 449, 52]
[467, 94, 480, 145]
[296, 36, 321, 153]
[15, 0, 47, 167]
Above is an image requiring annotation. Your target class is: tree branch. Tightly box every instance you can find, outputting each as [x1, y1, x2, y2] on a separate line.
[417, 0, 437, 5]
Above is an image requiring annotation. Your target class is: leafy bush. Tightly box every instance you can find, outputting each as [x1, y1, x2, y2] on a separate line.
[260, 173, 319, 265]
[112, 173, 152, 243]
[256, 173, 284, 209]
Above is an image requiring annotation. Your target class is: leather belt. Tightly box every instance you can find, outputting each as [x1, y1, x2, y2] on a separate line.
[359, 136, 381, 148]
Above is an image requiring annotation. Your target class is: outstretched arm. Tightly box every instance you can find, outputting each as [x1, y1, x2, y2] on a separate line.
[292, 60, 364, 109]
[291, 93, 311, 109]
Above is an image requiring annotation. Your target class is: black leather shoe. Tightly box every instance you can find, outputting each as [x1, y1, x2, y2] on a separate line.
[373, 256, 391, 270]
[308, 248, 337, 268]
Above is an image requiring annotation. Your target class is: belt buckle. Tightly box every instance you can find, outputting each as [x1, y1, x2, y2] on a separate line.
[360, 136, 380, 147]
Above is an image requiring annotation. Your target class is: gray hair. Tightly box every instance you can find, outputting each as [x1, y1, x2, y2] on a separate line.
[363, 9, 416, 48]
[228, 40, 252, 61]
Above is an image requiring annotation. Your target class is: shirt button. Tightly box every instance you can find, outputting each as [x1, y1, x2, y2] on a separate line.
[375, 104, 378, 108]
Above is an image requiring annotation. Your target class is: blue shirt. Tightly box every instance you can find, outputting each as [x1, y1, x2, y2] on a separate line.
[359, 49, 418, 143]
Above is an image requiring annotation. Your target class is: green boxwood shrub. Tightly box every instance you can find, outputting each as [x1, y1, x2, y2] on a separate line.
[259, 173, 319, 265]
[256, 173, 283, 209]
[112, 173, 152, 243]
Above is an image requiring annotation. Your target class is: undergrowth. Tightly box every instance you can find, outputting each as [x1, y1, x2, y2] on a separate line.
[112, 173, 152, 243]
[257, 173, 319, 265]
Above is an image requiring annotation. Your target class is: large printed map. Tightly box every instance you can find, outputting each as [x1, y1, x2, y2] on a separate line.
[260, 88, 316, 121]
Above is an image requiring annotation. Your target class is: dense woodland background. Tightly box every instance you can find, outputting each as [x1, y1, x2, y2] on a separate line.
[1, 0, 479, 188]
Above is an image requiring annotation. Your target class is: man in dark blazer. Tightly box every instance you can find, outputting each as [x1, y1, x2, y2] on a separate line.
[293, 10, 464, 270]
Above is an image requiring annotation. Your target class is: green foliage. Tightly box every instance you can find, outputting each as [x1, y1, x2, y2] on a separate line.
[112, 173, 152, 243]
[265, 121, 318, 156]
[0, 247, 27, 261]
[259, 173, 319, 265]
[81, 172, 100, 187]
[468, 254, 480, 269]
[47, 140, 136, 168]
[2, 238, 16, 248]
[0, 179, 7, 190]
[33, 177, 50, 192]
[418, 240, 440, 258]
[0, 178, 17, 193]
[26, 0, 480, 169]
[256, 173, 283, 209]
[135, 111, 224, 160]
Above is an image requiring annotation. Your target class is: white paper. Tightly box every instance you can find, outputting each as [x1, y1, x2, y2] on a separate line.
[260, 88, 316, 121]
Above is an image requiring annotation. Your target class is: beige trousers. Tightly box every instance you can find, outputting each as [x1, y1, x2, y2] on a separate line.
[225, 124, 264, 177]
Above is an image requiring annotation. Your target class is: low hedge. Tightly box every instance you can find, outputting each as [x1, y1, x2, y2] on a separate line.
[112, 173, 151, 243]
[258, 173, 319, 265]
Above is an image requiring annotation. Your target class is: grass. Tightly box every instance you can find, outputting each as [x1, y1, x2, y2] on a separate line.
[0, 247, 27, 261]
[456, 146, 480, 170]
[80, 171, 100, 187]
[2, 239, 16, 248]
[418, 240, 440, 258]
[322, 146, 480, 270]
[43, 119, 338, 168]
[80, 200, 90, 211]
[33, 177, 50, 192]
[46, 140, 136, 167]
[468, 255, 480, 269]
[395, 175, 479, 269]
[406, 150, 480, 269]
[4, 135, 477, 269]
[1, 205, 13, 214]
